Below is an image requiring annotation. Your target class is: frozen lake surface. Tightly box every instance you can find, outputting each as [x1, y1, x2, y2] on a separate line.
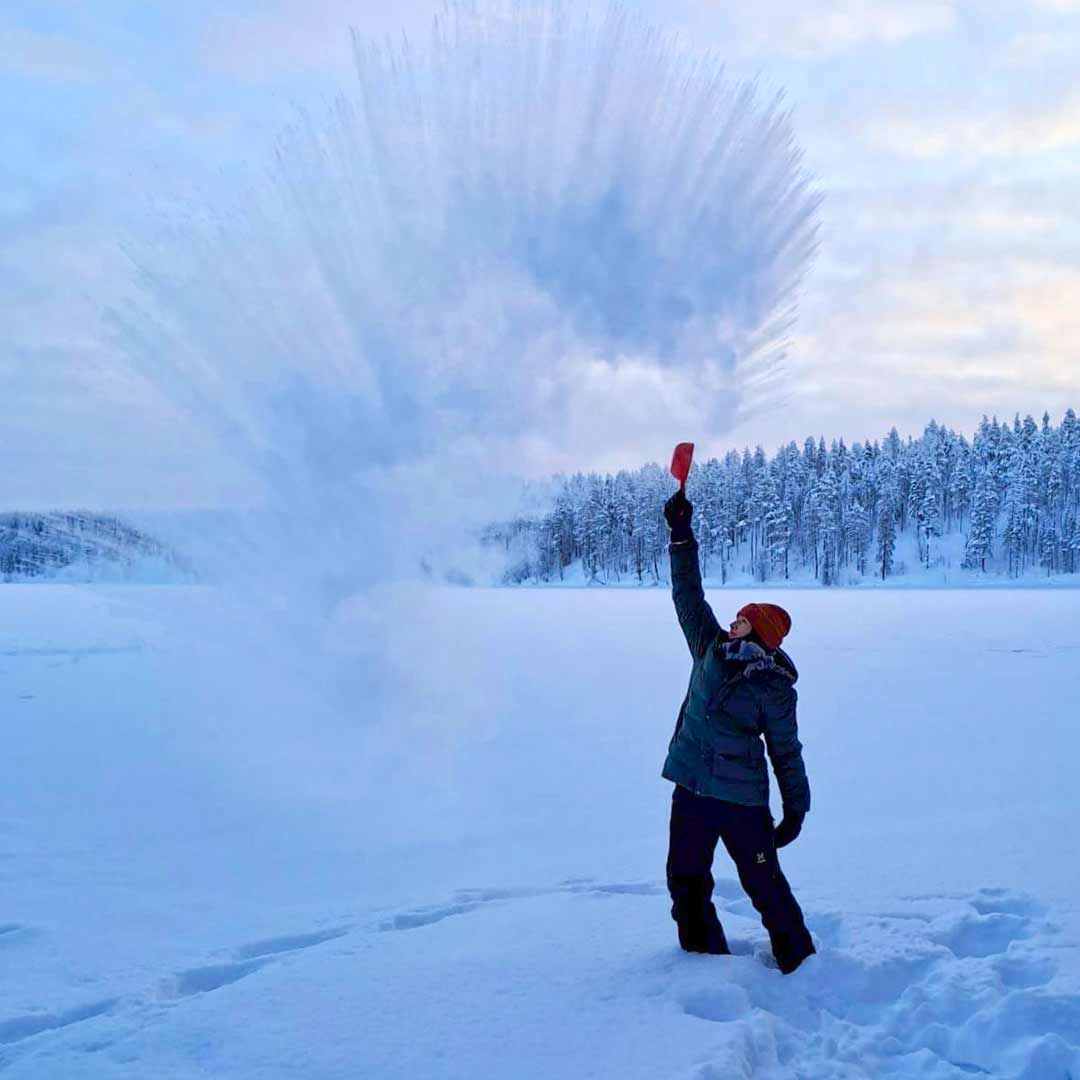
[1, 584, 1078, 1078]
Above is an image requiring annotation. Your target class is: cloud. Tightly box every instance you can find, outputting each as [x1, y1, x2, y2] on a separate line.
[0, 23, 101, 82]
[1000, 29, 1077, 67]
[202, 0, 961, 82]
[754, 252, 1080, 447]
[824, 182, 1078, 250]
[201, 0, 438, 81]
[866, 95, 1080, 159]
[716, 168, 1080, 453]
[674, 0, 956, 59]
[1028, 0, 1080, 10]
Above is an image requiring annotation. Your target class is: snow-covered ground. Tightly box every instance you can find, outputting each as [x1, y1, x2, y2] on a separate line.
[2, 584, 1079, 1078]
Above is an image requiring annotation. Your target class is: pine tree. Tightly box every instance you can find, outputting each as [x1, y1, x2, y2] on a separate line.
[963, 470, 996, 572]
[845, 500, 871, 576]
[813, 466, 841, 584]
[1002, 457, 1028, 578]
[877, 490, 898, 579]
[760, 471, 792, 580]
[911, 456, 941, 568]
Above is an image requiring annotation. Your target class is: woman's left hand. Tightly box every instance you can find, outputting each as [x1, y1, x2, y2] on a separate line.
[774, 810, 804, 848]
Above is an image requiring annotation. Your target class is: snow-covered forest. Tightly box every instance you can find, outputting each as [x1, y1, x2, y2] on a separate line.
[0, 513, 178, 582]
[490, 410, 1080, 586]
[7, 411, 1079, 588]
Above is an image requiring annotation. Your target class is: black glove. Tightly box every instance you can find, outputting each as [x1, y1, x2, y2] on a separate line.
[774, 810, 805, 849]
[663, 490, 694, 543]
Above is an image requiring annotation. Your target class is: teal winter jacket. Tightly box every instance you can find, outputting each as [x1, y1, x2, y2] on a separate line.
[661, 539, 811, 814]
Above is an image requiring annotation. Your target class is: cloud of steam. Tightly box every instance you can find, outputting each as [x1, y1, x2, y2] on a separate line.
[102, 1, 819, 728]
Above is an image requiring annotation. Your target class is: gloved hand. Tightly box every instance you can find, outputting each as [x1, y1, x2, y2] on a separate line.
[663, 490, 694, 543]
[774, 810, 805, 849]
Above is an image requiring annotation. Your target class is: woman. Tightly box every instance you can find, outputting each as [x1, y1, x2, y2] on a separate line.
[661, 488, 815, 975]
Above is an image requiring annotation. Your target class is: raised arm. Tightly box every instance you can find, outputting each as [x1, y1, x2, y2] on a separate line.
[664, 491, 721, 659]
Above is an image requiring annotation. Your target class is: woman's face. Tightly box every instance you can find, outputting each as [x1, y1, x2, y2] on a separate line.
[729, 614, 753, 639]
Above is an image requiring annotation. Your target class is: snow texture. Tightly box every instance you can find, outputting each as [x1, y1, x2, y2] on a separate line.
[1, 584, 1078, 1079]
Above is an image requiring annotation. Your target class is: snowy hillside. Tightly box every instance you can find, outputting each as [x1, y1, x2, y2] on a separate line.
[2, 584, 1078, 1078]
[0, 513, 184, 584]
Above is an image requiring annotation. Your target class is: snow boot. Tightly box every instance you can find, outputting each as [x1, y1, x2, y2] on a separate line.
[774, 937, 816, 975]
[676, 915, 730, 955]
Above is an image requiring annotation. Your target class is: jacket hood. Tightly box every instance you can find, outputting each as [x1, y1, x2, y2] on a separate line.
[774, 647, 799, 685]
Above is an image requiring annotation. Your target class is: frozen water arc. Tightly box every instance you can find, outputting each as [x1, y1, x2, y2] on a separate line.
[336, 1, 821, 370]
[108, 0, 820, 602]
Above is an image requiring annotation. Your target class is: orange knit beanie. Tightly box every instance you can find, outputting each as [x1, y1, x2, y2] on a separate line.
[738, 603, 792, 650]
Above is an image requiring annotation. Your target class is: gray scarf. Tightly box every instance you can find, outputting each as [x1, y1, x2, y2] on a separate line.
[718, 638, 797, 685]
[719, 638, 776, 677]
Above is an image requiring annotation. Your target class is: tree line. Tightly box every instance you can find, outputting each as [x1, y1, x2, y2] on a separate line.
[0, 512, 174, 582]
[487, 409, 1080, 585]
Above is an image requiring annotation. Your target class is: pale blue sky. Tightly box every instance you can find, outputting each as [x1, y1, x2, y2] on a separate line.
[2, 1, 1079, 506]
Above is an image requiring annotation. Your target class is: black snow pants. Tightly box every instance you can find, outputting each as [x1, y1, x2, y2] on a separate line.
[666, 784, 815, 974]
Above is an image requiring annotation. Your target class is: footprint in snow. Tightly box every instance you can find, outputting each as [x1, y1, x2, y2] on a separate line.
[929, 909, 1034, 959]
[681, 983, 753, 1023]
[572, 881, 664, 897]
[969, 887, 1046, 918]
[807, 910, 847, 946]
[163, 959, 271, 999]
[382, 886, 553, 932]
[0, 924, 37, 951]
[231, 927, 349, 961]
[455, 885, 547, 903]
[161, 926, 351, 1000]
[991, 950, 1058, 990]
[380, 903, 479, 932]
[0, 999, 116, 1046]
[382, 880, 667, 932]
